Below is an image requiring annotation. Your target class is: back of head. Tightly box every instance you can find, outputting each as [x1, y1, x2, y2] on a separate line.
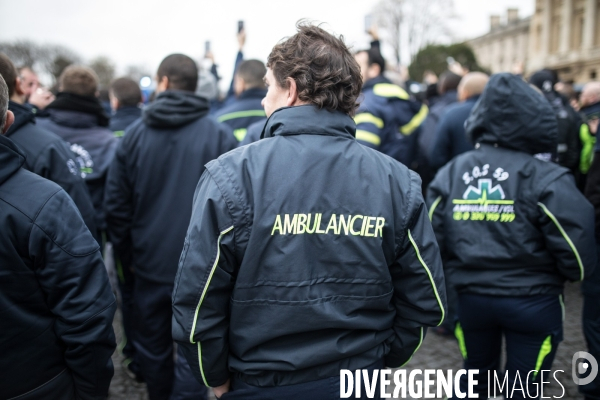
[59, 65, 99, 97]
[236, 60, 267, 90]
[529, 69, 557, 93]
[438, 71, 462, 94]
[458, 72, 489, 99]
[157, 54, 198, 92]
[110, 77, 142, 107]
[465, 73, 557, 155]
[0, 53, 18, 98]
[0, 74, 8, 131]
[267, 22, 362, 116]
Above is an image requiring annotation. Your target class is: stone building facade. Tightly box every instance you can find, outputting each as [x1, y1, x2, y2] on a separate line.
[467, 1, 600, 83]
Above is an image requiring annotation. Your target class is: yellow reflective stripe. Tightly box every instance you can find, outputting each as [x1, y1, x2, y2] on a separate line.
[429, 196, 442, 221]
[538, 202, 584, 281]
[534, 336, 553, 379]
[373, 83, 410, 100]
[407, 229, 445, 326]
[233, 128, 247, 142]
[559, 294, 565, 322]
[354, 113, 384, 129]
[113, 130, 125, 138]
[355, 130, 381, 146]
[217, 110, 266, 122]
[400, 104, 429, 135]
[189, 225, 234, 386]
[400, 327, 424, 367]
[455, 323, 467, 359]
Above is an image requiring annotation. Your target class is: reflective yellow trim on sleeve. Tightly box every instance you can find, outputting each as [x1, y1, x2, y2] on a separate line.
[217, 110, 266, 122]
[355, 130, 382, 147]
[373, 83, 410, 100]
[429, 196, 442, 221]
[233, 128, 247, 142]
[354, 113, 384, 129]
[538, 202, 584, 281]
[400, 327, 424, 367]
[400, 104, 429, 136]
[189, 225, 234, 386]
[408, 229, 445, 326]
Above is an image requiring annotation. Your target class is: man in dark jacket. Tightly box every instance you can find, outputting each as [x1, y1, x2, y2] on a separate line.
[429, 72, 489, 172]
[37, 65, 117, 240]
[0, 53, 98, 241]
[428, 73, 596, 398]
[354, 46, 428, 168]
[109, 77, 142, 137]
[0, 74, 116, 400]
[105, 53, 237, 400]
[172, 23, 447, 400]
[239, 118, 265, 146]
[529, 69, 581, 174]
[215, 59, 267, 143]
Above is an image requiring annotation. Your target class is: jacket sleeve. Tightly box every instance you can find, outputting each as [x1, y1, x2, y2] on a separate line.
[354, 106, 385, 150]
[29, 189, 116, 400]
[219, 123, 239, 155]
[104, 137, 134, 270]
[538, 173, 597, 282]
[33, 140, 99, 242]
[386, 172, 447, 368]
[428, 112, 453, 172]
[172, 171, 237, 388]
[426, 168, 450, 261]
[585, 149, 600, 237]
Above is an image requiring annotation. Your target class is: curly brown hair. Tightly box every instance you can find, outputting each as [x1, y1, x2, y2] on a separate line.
[267, 21, 362, 116]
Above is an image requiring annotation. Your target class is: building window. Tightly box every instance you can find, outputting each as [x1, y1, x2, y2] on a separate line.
[591, 70, 597, 79]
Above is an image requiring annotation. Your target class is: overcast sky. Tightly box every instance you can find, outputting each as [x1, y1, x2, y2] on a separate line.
[0, 0, 534, 89]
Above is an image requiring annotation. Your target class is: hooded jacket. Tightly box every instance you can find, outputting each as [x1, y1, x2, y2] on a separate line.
[104, 90, 237, 284]
[38, 100, 118, 233]
[355, 75, 428, 168]
[5, 101, 98, 240]
[215, 88, 267, 143]
[427, 73, 596, 296]
[0, 135, 116, 400]
[172, 105, 447, 388]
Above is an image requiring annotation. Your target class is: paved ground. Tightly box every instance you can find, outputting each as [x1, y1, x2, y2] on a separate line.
[108, 281, 588, 399]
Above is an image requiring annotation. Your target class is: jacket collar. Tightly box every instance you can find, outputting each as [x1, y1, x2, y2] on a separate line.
[238, 88, 267, 101]
[6, 101, 35, 137]
[362, 75, 391, 92]
[261, 105, 356, 140]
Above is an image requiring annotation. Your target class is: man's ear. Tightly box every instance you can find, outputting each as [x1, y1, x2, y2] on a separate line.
[14, 77, 25, 97]
[285, 77, 299, 107]
[2, 110, 15, 135]
[157, 75, 170, 92]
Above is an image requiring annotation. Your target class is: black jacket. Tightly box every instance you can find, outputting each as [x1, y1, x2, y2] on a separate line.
[0, 135, 116, 400]
[215, 88, 267, 143]
[6, 101, 98, 239]
[428, 73, 596, 296]
[172, 105, 447, 388]
[109, 105, 142, 137]
[38, 108, 118, 233]
[104, 90, 237, 284]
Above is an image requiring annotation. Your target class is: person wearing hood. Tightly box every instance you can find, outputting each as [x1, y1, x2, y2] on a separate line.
[529, 69, 582, 175]
[428, 73, 596, 399]
[104, 53, 237, 400]
[0, 53, 98, 242]
[37, 65, 117, 240]
[0, 74, 117, 400]
[109, 77, 142, 137]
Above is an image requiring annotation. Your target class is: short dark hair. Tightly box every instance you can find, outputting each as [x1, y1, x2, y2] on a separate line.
[0, 74, 8, 131]
[157, 54, 198, 92]
[0, 53, 18, 98]
[236, 60, 266, 89]
[59, 65, 99, 96]
[110, 77, 142, 107]
[438, 71, 462, 94]
[267, 22, 362, 116]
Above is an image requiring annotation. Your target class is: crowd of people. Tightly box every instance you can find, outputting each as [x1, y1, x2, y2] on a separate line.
[0, 20, 599, 400]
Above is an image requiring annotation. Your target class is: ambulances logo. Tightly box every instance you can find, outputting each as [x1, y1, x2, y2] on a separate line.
[452, 165, 516, 223]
